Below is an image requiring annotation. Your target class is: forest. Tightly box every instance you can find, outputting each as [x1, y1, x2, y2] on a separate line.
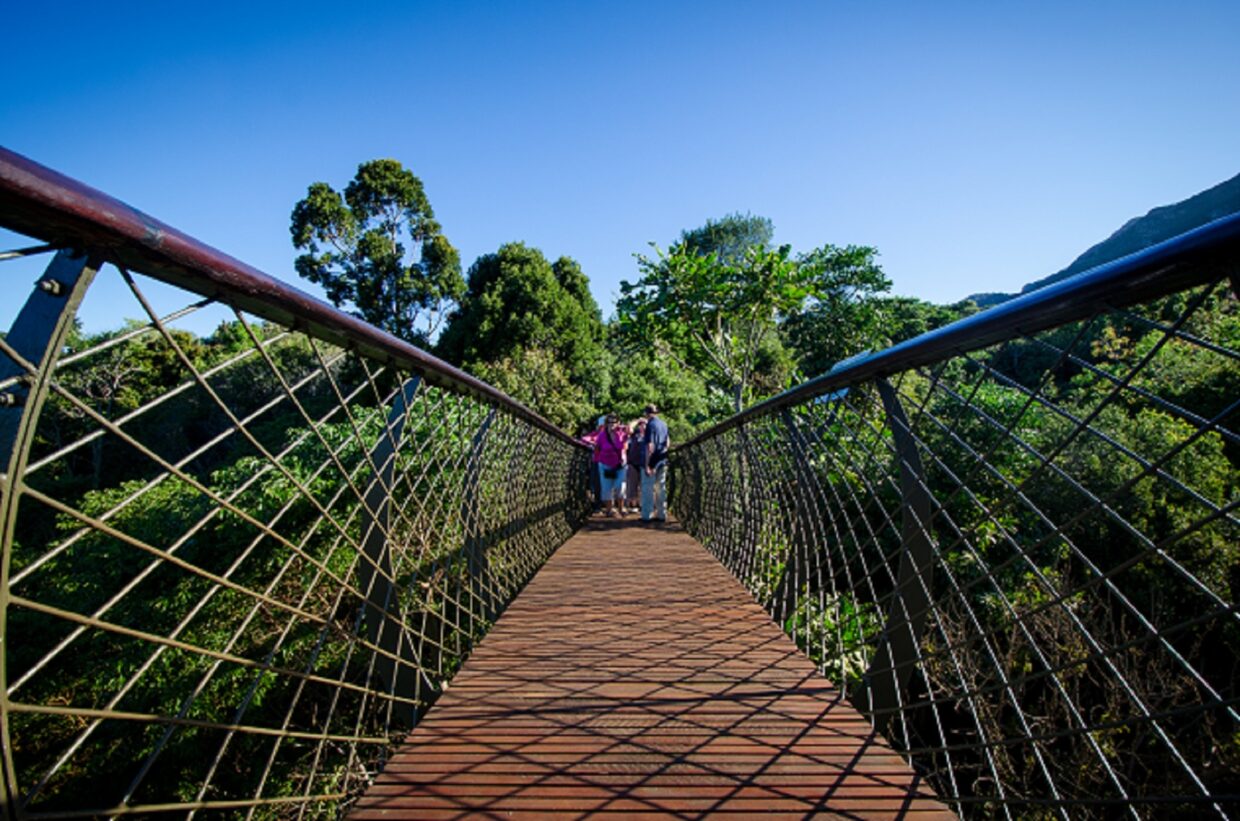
[286, 159, 979, 439]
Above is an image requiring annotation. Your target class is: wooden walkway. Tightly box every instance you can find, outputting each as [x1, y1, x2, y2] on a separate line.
[352, 518, 953, 819]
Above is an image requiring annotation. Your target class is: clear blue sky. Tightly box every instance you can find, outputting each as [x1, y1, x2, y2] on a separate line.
[3, 1, 1238, 334]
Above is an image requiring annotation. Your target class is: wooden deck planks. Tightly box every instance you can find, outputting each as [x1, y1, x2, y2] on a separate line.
[351, 518, 954, 819]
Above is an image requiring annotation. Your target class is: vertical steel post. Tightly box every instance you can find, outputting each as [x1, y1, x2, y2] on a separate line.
[462, 408, 496, 621]
[0, 251, 100, 817]
[358, 376, 422, 726]
[856, 379, 936, 733]
[0, 251, 100, 463]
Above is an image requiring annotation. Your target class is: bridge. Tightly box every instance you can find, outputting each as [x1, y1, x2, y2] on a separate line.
[0, 146, 1236, 818]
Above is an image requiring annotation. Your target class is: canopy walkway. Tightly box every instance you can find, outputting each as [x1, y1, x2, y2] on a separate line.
[0, 147, 1237, 818]
[353, 519, 949, 818]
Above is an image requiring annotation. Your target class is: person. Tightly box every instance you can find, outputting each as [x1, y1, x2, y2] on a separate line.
[592, 413, 628, 517]
[580, 422, 602, 509]
[624, 418, 647, 514]
[641, 403, 670, 523]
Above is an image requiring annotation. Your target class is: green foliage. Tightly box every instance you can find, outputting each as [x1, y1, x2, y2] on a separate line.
[781, 244, 891, 376]
[473, 347, 593, 431]
[437, 242, 607, 428]
[620, 214, 893, 418]
[679, 212, 774, 265]
[877, 296, 978, 346]
[602, 327, 711, 440]
[785, 592, 882, 688]
[618, 240, 813, 412]
[290, 159, 464, 344]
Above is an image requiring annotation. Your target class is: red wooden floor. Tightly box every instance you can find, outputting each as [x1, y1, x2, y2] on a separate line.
[351, 518, 954, 819]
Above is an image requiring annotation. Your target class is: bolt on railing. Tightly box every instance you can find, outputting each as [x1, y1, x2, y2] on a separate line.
[674, 213, 1240, 818]
[0, 148, 592, 817]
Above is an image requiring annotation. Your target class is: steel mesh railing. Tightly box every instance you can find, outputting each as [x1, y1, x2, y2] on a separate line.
[674, 217, 1240, 817]
[0, 149, 591, 816]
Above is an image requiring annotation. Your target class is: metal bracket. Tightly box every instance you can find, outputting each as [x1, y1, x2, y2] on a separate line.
[854, 379, 936, 733]
[1, 251, 100, 468]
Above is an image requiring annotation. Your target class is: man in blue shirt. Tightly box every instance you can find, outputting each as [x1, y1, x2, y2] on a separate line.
[641, 403, 670, 522]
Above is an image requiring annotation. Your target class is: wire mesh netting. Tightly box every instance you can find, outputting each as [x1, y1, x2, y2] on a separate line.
[674, 275, 1239, 817]
[0, 244, 592, 816]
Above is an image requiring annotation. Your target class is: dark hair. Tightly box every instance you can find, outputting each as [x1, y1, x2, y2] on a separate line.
[644, 403, 658, 415]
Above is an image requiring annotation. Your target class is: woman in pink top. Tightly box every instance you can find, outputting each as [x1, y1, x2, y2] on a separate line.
[592, 413, 628, 517]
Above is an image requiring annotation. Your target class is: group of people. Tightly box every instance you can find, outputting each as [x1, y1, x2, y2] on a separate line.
[584, 403, 669, 522]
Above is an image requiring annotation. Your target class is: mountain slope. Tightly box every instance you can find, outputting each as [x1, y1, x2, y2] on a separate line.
[966, 172, 1240, 303]
[1022, 172, 1240, 294]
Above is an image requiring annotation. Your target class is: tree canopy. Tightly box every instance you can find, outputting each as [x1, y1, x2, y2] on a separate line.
[290, 159, 463, 344]
[781, 244, 891, 376]
[680, 212, 774, 266]
[437, 242, 607, 429]
[618, 240, 814, 412]
[617, 223, 889, 413]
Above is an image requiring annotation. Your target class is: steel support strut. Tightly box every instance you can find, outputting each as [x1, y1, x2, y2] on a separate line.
[462, 408, 497, 618]
[0, 251, 100, 818]
[855, 378, 936, 734]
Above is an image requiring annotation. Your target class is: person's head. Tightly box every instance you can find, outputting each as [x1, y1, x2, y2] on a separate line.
[633, 418, 647, 432]
[643, 403, 659, 418]
[606, 412, 621, 428]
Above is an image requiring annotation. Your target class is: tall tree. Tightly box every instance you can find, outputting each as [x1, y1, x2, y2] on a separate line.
[290, 159, 464, 344]
[781, 245, 891, 376]
[680, 212, 774, 266]
[437, 243, 607, 421]
[618, 241, 811, 412]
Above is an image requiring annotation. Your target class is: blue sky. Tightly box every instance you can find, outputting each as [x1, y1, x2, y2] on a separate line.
[3, 1, 1238, 334]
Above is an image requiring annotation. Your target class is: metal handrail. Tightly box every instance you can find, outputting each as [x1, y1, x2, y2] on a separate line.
[0, 146, 581, 446]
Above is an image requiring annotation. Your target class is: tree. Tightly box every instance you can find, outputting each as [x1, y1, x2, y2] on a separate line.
[780, 245, 891, 377]
[473, 348, 593, 432]
[437, 243, 607, 425]
[618, 241, 813, 413]
[290, 159, 463, 344]
[680, 212, 774, 266]
[604, 325, 712, 441]
[878, 296, 977, 346]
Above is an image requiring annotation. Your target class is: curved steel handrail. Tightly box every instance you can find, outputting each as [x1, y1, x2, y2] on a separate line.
[681, 209, 1240, 448]
[0, 146, 582, 446]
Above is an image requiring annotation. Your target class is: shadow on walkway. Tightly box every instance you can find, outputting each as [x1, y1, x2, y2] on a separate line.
[351, 516, 952, 819]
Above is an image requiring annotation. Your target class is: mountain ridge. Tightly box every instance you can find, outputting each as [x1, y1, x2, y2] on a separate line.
[966, 172, 1240, 305]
